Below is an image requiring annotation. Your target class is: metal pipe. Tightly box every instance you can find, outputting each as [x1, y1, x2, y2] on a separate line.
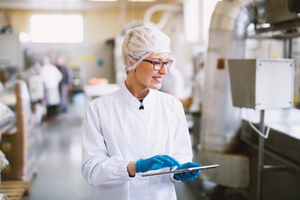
[284, 38, 293, 58]
[241, 134, 300, 172]
[248, 31, 300, 39]
[121, 4, 182, 34]
[251, 0, 259, 28]
[257, 110, 265, 200]
[201, 0, 256, 153]
[143, 4, 182, 30]
[263, 165, 290, 172]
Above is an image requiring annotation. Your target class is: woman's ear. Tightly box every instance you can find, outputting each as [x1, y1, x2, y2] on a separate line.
[127, 56, 135, 67]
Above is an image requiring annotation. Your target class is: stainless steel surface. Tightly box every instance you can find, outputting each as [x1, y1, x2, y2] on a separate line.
[197, 148, 250, 188]
[262, 165, 290, 172]
[254, 0, 266, 23]
[202, 0, 300, 195]
[257, 110, 265, 200]
[248, 30, 300, 39]
[228, 58, 294, 110]
[240, 111, 300, 199]
[284, 38, 292, 58]
[265, 0, 298, 24]
[253, 18, 300, 35]
[241, 135, 300, 172]
[209, 0, 255, 36]
[240, 137, 300, 200]
[141, 165, 220, 177]
[241, 108, 300, 165]
[247, 0, 300, 39]
[228, 59, 256, 109]
[288, 0, 300, 13]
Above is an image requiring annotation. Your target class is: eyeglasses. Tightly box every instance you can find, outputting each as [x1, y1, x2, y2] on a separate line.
[143, 59, 173, 71]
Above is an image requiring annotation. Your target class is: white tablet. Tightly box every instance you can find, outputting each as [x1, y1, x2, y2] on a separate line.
[141, 164, 219, 177]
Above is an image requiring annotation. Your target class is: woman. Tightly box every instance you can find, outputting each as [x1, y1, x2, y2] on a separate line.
[82, 26, 201, 200]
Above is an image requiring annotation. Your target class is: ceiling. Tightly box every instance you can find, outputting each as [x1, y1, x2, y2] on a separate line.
[0, 0, 184, 10]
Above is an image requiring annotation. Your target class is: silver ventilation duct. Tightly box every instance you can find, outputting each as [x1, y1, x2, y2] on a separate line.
[198, 0, 256, 188]
[201, 0, 256, 153]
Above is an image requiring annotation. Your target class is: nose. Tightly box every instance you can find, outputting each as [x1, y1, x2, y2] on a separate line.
[159, 65, 168, 75]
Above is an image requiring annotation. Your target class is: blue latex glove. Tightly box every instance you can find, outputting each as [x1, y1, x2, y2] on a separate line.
[136, 155, 180, 173]
[174, 162, 201, 183]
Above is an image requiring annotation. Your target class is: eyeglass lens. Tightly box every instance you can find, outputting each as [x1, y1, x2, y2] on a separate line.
[153, 60, 173, 70]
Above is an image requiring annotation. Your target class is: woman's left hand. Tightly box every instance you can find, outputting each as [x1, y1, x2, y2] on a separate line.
[135, 155, 180, 173]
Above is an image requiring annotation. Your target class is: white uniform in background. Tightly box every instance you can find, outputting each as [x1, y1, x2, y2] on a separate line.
[189, 68, 205, 113]
[161, 67, 187, 100]
[82, 81, 193, 200]
[0, 81, 3, 97]
[40, 63, 62, 105]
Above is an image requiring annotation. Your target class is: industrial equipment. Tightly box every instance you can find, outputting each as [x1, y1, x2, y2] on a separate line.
[228, 59, 294, 110]
[198, 0, 300, 199]
[228, 58, 294, 200]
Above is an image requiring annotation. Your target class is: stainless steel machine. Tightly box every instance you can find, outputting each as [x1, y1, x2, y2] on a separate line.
[197, 0, 300, 199]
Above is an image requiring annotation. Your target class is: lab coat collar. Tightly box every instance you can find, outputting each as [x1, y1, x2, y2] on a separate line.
[121, 81, 156, 111]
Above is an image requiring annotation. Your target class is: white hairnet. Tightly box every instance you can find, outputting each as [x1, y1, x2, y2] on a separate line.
[122, 26, 171, 72]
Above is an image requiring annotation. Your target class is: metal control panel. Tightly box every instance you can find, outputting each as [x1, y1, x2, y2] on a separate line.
[265, 0, 298, 24]
[228, 58, 294, 110]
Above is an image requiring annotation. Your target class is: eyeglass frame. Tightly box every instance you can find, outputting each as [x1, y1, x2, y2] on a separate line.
[142, 59, 173, 71]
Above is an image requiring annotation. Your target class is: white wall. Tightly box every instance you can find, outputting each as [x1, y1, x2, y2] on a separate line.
[6, 9, 122, 83]
[4, 3, 206, 86]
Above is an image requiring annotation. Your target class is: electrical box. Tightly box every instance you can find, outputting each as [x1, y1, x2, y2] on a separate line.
[228, 59, 294, 110]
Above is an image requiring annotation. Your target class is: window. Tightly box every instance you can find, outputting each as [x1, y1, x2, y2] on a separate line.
[30, 15, 83, 43]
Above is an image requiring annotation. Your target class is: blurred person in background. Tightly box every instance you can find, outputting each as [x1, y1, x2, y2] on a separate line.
[40, 56, 62, 120]
[0, 81, 3, 97]
[161, 55, 186, 100]
[161, 56, 193, 109]
[189, 53, 205, 114]
[55, 55, 73, 113]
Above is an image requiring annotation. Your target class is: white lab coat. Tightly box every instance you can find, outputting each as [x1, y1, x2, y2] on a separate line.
[40, 64, 62, 106]
[189, 68, 205, 113]
[82, 81, 193, 200]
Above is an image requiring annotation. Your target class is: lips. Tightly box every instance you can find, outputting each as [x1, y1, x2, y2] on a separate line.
[153, 76, 163, 83]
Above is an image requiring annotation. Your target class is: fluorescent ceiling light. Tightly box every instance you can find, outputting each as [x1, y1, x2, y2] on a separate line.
[89, 0, 117, 1]
[128, 0, 156, 2]
[51, 0, 79, 1]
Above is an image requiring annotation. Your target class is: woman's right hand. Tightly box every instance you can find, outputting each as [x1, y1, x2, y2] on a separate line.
[135, 155, 180, 173]
[174, 162, 201, 182]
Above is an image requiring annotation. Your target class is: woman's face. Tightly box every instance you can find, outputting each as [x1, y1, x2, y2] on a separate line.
[135, 52, 170, 90]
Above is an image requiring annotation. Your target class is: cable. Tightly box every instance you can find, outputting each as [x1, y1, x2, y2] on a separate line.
[246, 109, 271, 139]
[268, 29, 273, 58]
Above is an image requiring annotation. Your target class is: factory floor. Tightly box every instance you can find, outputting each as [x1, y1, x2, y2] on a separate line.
[22, 93, 247, 200]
